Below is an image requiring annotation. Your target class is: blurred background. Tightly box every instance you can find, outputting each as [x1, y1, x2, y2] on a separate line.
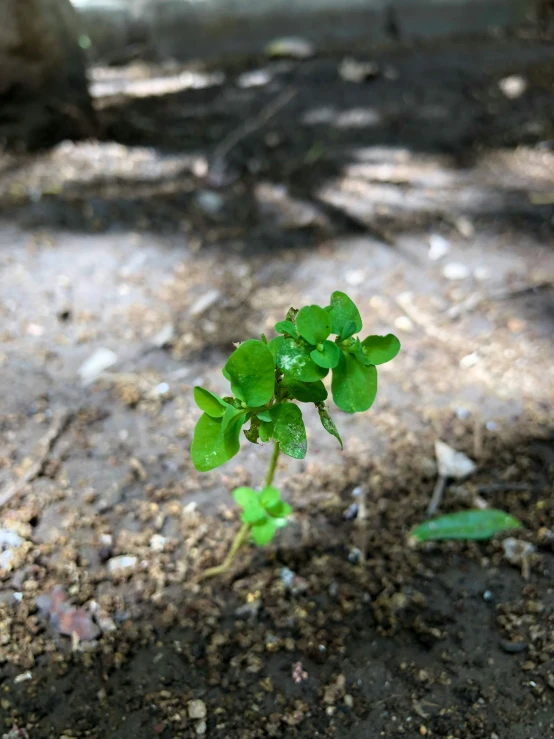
[0, 1, 553, 737]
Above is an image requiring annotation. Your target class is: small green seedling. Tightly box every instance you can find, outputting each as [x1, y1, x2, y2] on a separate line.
[410, 509, 521, 543]
[191, 290, 400, 579]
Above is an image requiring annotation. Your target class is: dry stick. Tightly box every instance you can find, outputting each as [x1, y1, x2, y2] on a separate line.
[427, 475, 447, 518]
[198, 442, 281, 582]
[445, 281, 553, 322]
[0, 410, 72, 508]
[209, 87, 297, 174]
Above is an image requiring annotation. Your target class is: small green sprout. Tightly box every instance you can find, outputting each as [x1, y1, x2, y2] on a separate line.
[191, 291, 401, 580]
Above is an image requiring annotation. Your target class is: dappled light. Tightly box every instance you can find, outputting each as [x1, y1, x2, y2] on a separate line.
[1, 12, 554, 739]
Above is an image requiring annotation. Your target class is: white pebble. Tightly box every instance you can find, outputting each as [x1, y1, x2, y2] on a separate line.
[428, 233, 450, 261]
[150, 534, 167, 552]
[78, 348, 118, 385]
[442, 262, 470, 280]
[188, 699, 207, 720]
[190, 289, 221, 317]
[107, 555, 137, 574]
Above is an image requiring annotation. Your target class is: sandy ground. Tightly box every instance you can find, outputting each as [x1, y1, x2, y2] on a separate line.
[0, 31, 553, 739]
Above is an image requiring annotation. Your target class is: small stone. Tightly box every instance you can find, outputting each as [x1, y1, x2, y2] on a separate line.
[348, 548, 362, 565]
[344, 268, 366, 286]
[189, 289, 221, 317]
[107, 555, 137, 574]
[483, 590, 493, 602]
[339, 58, 380, 83]
[280, 567, 295, 589]
[343, 503, 359, 520]
[78, 348, 117, 385]
[195, 191, 225, 219]
[344, 694, 354, 708]
[442, 262, 470, 280]
[188, 699, 207, 720]
[498, 75, 527, 99]
[459, 352, 480, 369]
[14, 671, 32, 684]
[502, 538, 535, 566]
[195, 720, 207, 735]
[435, 440, 476, 479]
[394, 316, 413, 333]
[149, 534, 167, 552]
[428, 233, 450, 261]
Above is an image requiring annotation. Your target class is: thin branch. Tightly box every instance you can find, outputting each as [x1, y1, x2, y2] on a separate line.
[0, 410, 73, 508]
[210, 87, 297, 173]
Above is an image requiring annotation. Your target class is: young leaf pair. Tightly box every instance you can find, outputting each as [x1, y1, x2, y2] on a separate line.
[234, 486, 292, 545]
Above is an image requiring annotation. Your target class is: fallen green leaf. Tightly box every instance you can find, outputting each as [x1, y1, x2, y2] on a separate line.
[410, 509, 521, 542]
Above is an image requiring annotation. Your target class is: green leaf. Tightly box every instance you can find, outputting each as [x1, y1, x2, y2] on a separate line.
[259, 421, 273, 443]
[331, 352, 377, 413]
[224, 339, 275, 407]
[410, 509, 521, 542]
[257, 410, 272, 422]
[275, 320, 298, 338]
[282, 379, 328, 403]
[268, 335, 285, 362]
[326, 291, 362, 339]
[191, 412, 245, 472]
[266, 500, 292, 518]
[193, 387, 228, 417]
[269, 403, 307, 459]
[277, 338, 328, 382]
[340, 320, 358, 341]
[220, 404, 244, 431]
[296, 305, 332, 345]
[234, 487, 266, 524]
[316, 403, 343, 449]
[361, 334, 401, 366]
[260, 486, 280, 509]
[311, 339, 341, 369]
[251, 518, 279, 546]
[244, 416, 261, 443]
[233, 486, 258, 508]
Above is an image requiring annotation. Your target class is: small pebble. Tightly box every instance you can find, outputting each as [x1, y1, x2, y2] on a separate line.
[348, 548, 362, 565]
[443, 262, 470, 280]
[428, 233, 450, 261]
[14, 671, 32, 684]
[196, 720, 207, 735]
[344, 694, 354, 708]
[343, 503, 359, 520]
[280, 567, 295, 589]
[188, 699, 207, 720]
[149, 534, 167, 552]
[107, 555, 137, 574]
[482, 590, 493, 602]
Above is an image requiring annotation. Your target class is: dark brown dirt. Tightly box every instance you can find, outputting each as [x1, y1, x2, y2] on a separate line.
[0, 30, 553, 739]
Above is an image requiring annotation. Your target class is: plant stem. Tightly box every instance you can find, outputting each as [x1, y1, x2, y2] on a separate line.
[265, 441, 281, 487]
[199, 442, 281, 581]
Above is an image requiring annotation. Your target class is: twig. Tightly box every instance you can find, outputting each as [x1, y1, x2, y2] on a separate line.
[210, 87, 297, 175]
[477, 483, 532, 494]
[354, 485, 369, 562]
[445, 281, 553, 321]
[0, 410, 72, 508]
[427, 475, 447, 517]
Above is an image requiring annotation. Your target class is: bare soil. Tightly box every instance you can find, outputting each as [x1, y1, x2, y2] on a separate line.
[0, 31, 553, 739]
